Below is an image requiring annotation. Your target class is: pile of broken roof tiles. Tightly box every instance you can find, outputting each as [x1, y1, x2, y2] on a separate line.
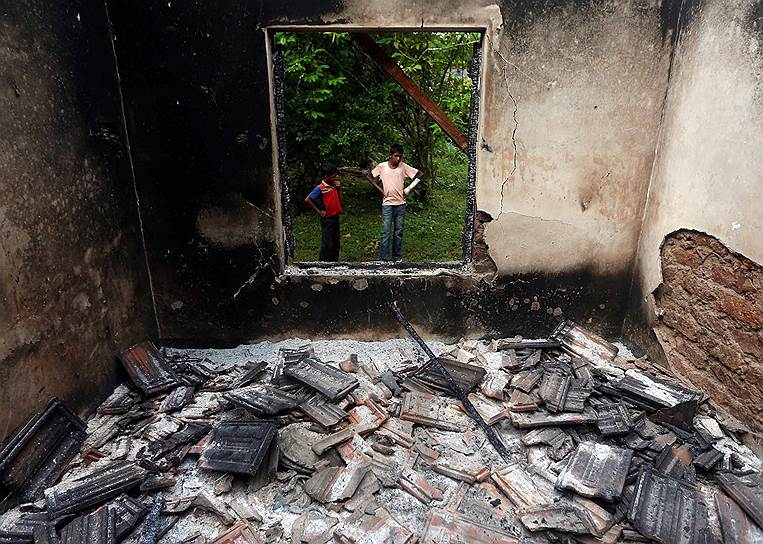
[1, 321, 762, 543]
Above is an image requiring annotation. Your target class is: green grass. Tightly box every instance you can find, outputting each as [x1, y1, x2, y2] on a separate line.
[292, 174, 467, 262]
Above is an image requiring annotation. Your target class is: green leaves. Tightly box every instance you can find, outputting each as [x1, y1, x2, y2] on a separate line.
[275, 30, 479, 206]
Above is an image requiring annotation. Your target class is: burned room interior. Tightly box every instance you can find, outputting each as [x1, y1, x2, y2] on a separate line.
[1, 0, 763, 542]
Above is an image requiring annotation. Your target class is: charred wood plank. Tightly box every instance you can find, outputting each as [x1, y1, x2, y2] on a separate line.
[496, 340, 562, 350]
[138, 494, 164, 544]
[350, 33, 468, 154]
[510, 408, 598, 428]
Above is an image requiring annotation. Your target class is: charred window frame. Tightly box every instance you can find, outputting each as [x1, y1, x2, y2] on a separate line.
[266, 28, 484, 274]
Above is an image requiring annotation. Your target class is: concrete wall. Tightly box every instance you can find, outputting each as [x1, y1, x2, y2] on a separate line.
[0, 0, 156, 438]
[107, 0, 678, 342]
[626, 0, 763, 418]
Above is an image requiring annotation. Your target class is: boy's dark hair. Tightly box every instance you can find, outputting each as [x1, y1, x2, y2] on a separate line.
[389, 143, 404, 155]
[321, 163, 339, 178]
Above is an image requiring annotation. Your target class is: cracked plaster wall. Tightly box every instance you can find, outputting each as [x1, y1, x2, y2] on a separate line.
[480, 1, 673, 279]
[0, 0, 156, 438]
[627, 0, 763, 352]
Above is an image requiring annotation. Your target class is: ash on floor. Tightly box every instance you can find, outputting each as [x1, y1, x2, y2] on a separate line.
[1, 321, 761, 544]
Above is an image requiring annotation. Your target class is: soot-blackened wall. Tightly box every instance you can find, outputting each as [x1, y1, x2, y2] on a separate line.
[0, 0, 156, 436]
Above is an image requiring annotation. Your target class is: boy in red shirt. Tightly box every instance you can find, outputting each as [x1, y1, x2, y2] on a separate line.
[304, 164, 343, 262]
[365, 143, 424, 262]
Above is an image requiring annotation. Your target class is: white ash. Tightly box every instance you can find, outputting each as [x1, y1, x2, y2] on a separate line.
[165, 337, 456, 374]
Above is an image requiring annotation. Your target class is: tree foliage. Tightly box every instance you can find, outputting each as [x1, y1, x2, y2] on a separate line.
[275, 31, 479, 204]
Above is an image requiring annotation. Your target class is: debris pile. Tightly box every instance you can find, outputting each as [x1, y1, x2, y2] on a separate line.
[1, 320, 762, 543]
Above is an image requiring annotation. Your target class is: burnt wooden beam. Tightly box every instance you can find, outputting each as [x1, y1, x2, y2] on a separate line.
[350, 32, 469, 154]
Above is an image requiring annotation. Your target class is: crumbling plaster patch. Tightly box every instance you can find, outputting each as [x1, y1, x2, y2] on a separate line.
[652, 230, 763, 432]
[336, 0, 502, 31]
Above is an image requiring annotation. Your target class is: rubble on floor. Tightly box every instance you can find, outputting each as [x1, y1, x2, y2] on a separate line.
[1, 321, 762, 543]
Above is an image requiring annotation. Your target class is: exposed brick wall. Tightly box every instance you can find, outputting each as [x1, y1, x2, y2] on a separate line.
[654, 230, 763, 431]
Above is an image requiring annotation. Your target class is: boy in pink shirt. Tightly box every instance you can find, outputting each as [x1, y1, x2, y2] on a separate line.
[365, 143, 424, 262]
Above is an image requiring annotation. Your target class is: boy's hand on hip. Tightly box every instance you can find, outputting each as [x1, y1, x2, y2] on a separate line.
[319, 210, 327, 218]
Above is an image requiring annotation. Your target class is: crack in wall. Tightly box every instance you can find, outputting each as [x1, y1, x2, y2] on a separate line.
[233, 246, 278, 300]
[502, 67, 519, 178]
[104, 0, 162, 338]
[484, 33, 522, 221]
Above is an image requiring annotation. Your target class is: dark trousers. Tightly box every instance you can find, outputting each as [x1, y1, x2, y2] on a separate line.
[380, 204, 406, 260]
[319, 215, 340, 261]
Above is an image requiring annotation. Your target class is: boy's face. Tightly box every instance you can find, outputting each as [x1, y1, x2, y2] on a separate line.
[389, 152, 402, 167]
[324, 173, 339, 185]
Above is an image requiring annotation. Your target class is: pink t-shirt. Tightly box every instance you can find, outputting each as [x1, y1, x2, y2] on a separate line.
[371, 161, 419, 205]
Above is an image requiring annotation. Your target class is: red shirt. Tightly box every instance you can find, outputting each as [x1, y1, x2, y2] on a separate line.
[308, 181, 342, 217]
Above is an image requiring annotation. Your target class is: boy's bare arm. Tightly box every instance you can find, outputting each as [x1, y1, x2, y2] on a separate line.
[304, 196, 326, 217]
[365, 170, 384, 195]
